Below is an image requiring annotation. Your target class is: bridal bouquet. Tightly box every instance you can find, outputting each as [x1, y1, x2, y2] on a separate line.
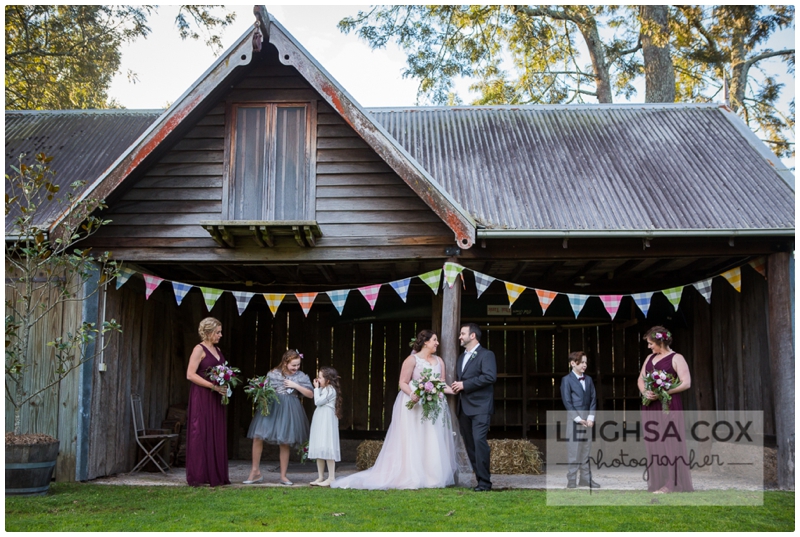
[206, 362, 241, 405]
[641, 369, 681, 413]
[244, 375, 280, 417]
[406, 368, 449, 424]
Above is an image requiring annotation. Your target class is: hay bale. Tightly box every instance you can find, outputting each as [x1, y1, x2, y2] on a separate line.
[356, 440, 384, 470]
[355, 438, 543, 474]
[489, 439, 543, 475]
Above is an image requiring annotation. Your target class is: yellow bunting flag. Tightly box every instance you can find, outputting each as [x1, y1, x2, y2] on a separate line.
[720, 267, 742, 292]
[262, 293, 285, 316]
[504, 282, 526, 307]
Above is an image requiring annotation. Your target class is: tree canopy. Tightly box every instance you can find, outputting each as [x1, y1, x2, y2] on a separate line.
[5, 5, 235, 110]
[339, 5, 794, 159]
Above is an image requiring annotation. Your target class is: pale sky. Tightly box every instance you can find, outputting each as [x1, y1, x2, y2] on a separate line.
[108, 5, 795, 167]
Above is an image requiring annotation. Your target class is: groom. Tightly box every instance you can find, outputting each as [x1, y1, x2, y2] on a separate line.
[451, 322, 497, 492]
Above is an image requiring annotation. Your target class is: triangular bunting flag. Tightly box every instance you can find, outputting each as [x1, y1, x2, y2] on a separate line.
[748, 257, 766, 279]
[230, 291, 255, 316]
[389, 278, 411, 303]
[358, 284, 381, 310]
[443, 262, 465, 288]
[295, 293, 318, 317]
[472, 271, 496, 299]
[418, 269, 442, 295]
[263, 294, 285, 316]
[535, 289, 558, 314]
[600, 295, 623, 319]
[171, 281, 193, 306]
[692, 278, 713, 304]
[115, 267, 136, 289]
[566, 294, 589, 318]
[662, 286, 684, 311]
[631, 292, 655, 317]
[326, 289, 350, 315]
[720, 267, 742, 292]
[504, 282, 526, 307]
[199, 287, 223, 311]
[143, 274, 164, 300]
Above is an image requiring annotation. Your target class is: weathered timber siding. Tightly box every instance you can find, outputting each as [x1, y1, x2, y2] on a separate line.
[5, 272, 82, 482]
[88, 60, 452, 261]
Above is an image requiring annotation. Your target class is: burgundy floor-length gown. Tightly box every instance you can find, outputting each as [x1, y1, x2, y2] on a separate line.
[641, 353, 694, 492]
[185, 344, 230, 486]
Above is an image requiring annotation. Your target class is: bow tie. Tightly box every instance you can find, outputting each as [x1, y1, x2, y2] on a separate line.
[578, 376, 585, 381]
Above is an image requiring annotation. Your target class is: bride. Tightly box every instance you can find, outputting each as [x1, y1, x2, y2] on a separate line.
[331, 330, 458, 489]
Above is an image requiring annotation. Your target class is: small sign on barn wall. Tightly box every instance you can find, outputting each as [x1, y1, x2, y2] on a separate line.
[488, 305, 512, 316]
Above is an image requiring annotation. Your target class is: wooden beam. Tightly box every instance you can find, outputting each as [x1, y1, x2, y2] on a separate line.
[767, 252, 795, 490]
[303, 226, 317, 247]
[510, 261, 529, 282]
[292, 226, 306, 247]
[217, 226, 235, 248]
[317, 264, 337, 284]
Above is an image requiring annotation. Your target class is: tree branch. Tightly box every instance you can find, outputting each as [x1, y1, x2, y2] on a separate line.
[744, 49, 795, 70]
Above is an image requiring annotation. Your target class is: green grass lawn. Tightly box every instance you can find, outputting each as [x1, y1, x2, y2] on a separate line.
[5, 483, 794, 532]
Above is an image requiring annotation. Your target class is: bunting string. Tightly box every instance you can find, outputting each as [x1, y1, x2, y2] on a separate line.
[116, 258, 763, 320]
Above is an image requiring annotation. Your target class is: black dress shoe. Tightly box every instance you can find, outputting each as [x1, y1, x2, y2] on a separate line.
[473, 486, 491, 492]
[579, 479, 601, 488]
[567, 481, 577, 489]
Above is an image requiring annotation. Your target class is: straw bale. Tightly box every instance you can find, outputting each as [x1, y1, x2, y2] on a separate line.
[355, 438, 543, 474]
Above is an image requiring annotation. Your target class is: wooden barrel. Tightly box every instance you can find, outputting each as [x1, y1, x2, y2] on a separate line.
[5, 440, 60, 495]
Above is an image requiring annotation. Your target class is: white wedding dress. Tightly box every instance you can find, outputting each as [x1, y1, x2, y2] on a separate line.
[331, 354, 458, 489]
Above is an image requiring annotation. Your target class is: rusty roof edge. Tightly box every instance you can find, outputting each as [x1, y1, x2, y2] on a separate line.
[478, 228, 795, 238]
[716, 105, 795, 192]
[267, 14, 476, 249]
[47, 26, 258, 233]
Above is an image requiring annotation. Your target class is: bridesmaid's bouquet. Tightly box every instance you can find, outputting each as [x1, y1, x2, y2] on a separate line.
[406, 368, 449, 425]
[641, 369, 681, 413]
[244, 375, 280, 417]
[206, 362, 241, 405]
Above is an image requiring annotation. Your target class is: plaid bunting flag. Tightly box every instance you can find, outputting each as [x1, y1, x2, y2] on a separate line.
[600, 295, 623, 319]
[443, 262, 465, 288]
[230, 291, 255, 316]
[535, 289, 558, 314]
[566, 294, 589, 318]
[171, 281, 194, 306]
[631, 291, 655, 317]
[326, 289, 350, 315]
[472, 271, 496, 299]
[389, 278, 411, 303]
[143, 274, 163, 300]
[504, 282, 526, 307]
[115, 267, 136, 289]
[295, 293, 318, 317]
[418, 269, 442, 295]
[720, 267, 742, 292]
[662, 286, 684, 311]
[200, 287, 223, 311]
[358, 284, 382, 310]
[692, 278, 713, 304]
[748, 257, 766, 279]
[263, 294, 285, 316]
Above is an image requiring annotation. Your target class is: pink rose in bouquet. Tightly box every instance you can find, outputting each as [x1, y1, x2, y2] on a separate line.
[641, 369, 681, 413]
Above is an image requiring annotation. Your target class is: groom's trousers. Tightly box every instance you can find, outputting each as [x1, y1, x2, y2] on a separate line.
[458, 412, 492, 488]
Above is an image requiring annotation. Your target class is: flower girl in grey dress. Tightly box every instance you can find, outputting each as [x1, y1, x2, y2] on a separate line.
[245, 349, 313, 486]
[308, 367, 342, 487]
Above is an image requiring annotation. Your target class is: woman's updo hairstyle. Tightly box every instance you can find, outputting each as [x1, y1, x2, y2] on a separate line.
[643, 326, 673, 347]
[198, 317, 221, 341]
[277, 349, 303, 375]
[412, 329, 436, 353]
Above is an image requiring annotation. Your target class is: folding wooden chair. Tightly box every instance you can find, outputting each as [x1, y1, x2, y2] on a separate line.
[130, 393, 178, 474]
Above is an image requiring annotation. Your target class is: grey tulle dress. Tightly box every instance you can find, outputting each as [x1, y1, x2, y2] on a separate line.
[247, 369, 313, 448]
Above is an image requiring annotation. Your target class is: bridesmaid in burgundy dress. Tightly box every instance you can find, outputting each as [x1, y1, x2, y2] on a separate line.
[185, 317, 231, 487]
[638, 326, 694, 493]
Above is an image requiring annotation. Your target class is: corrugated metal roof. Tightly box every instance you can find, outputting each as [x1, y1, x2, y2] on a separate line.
[368, 104, 795, 232]
[5, 110, 161, 232]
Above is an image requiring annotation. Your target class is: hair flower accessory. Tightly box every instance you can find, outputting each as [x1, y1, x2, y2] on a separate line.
[654, 331, 671, 340]
[295, 349, 304, 359]
[408, 337, 417, 348]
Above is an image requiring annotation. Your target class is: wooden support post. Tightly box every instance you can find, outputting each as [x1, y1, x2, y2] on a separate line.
[767, 252, 795, 490]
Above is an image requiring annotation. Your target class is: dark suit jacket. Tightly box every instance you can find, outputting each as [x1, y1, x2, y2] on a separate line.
[560, 372, 597, 422]
[456, 345, 497, 416]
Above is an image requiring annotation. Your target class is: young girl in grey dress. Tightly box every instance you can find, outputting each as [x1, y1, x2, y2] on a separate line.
[244, 349, 313, 486]
[308, 367, 342, 487]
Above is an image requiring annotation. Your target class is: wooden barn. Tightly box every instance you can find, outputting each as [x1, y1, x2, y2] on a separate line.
[5, 7, 795, 488]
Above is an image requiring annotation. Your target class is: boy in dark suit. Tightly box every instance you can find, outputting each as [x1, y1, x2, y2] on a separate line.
[560, 351, 600, 489]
